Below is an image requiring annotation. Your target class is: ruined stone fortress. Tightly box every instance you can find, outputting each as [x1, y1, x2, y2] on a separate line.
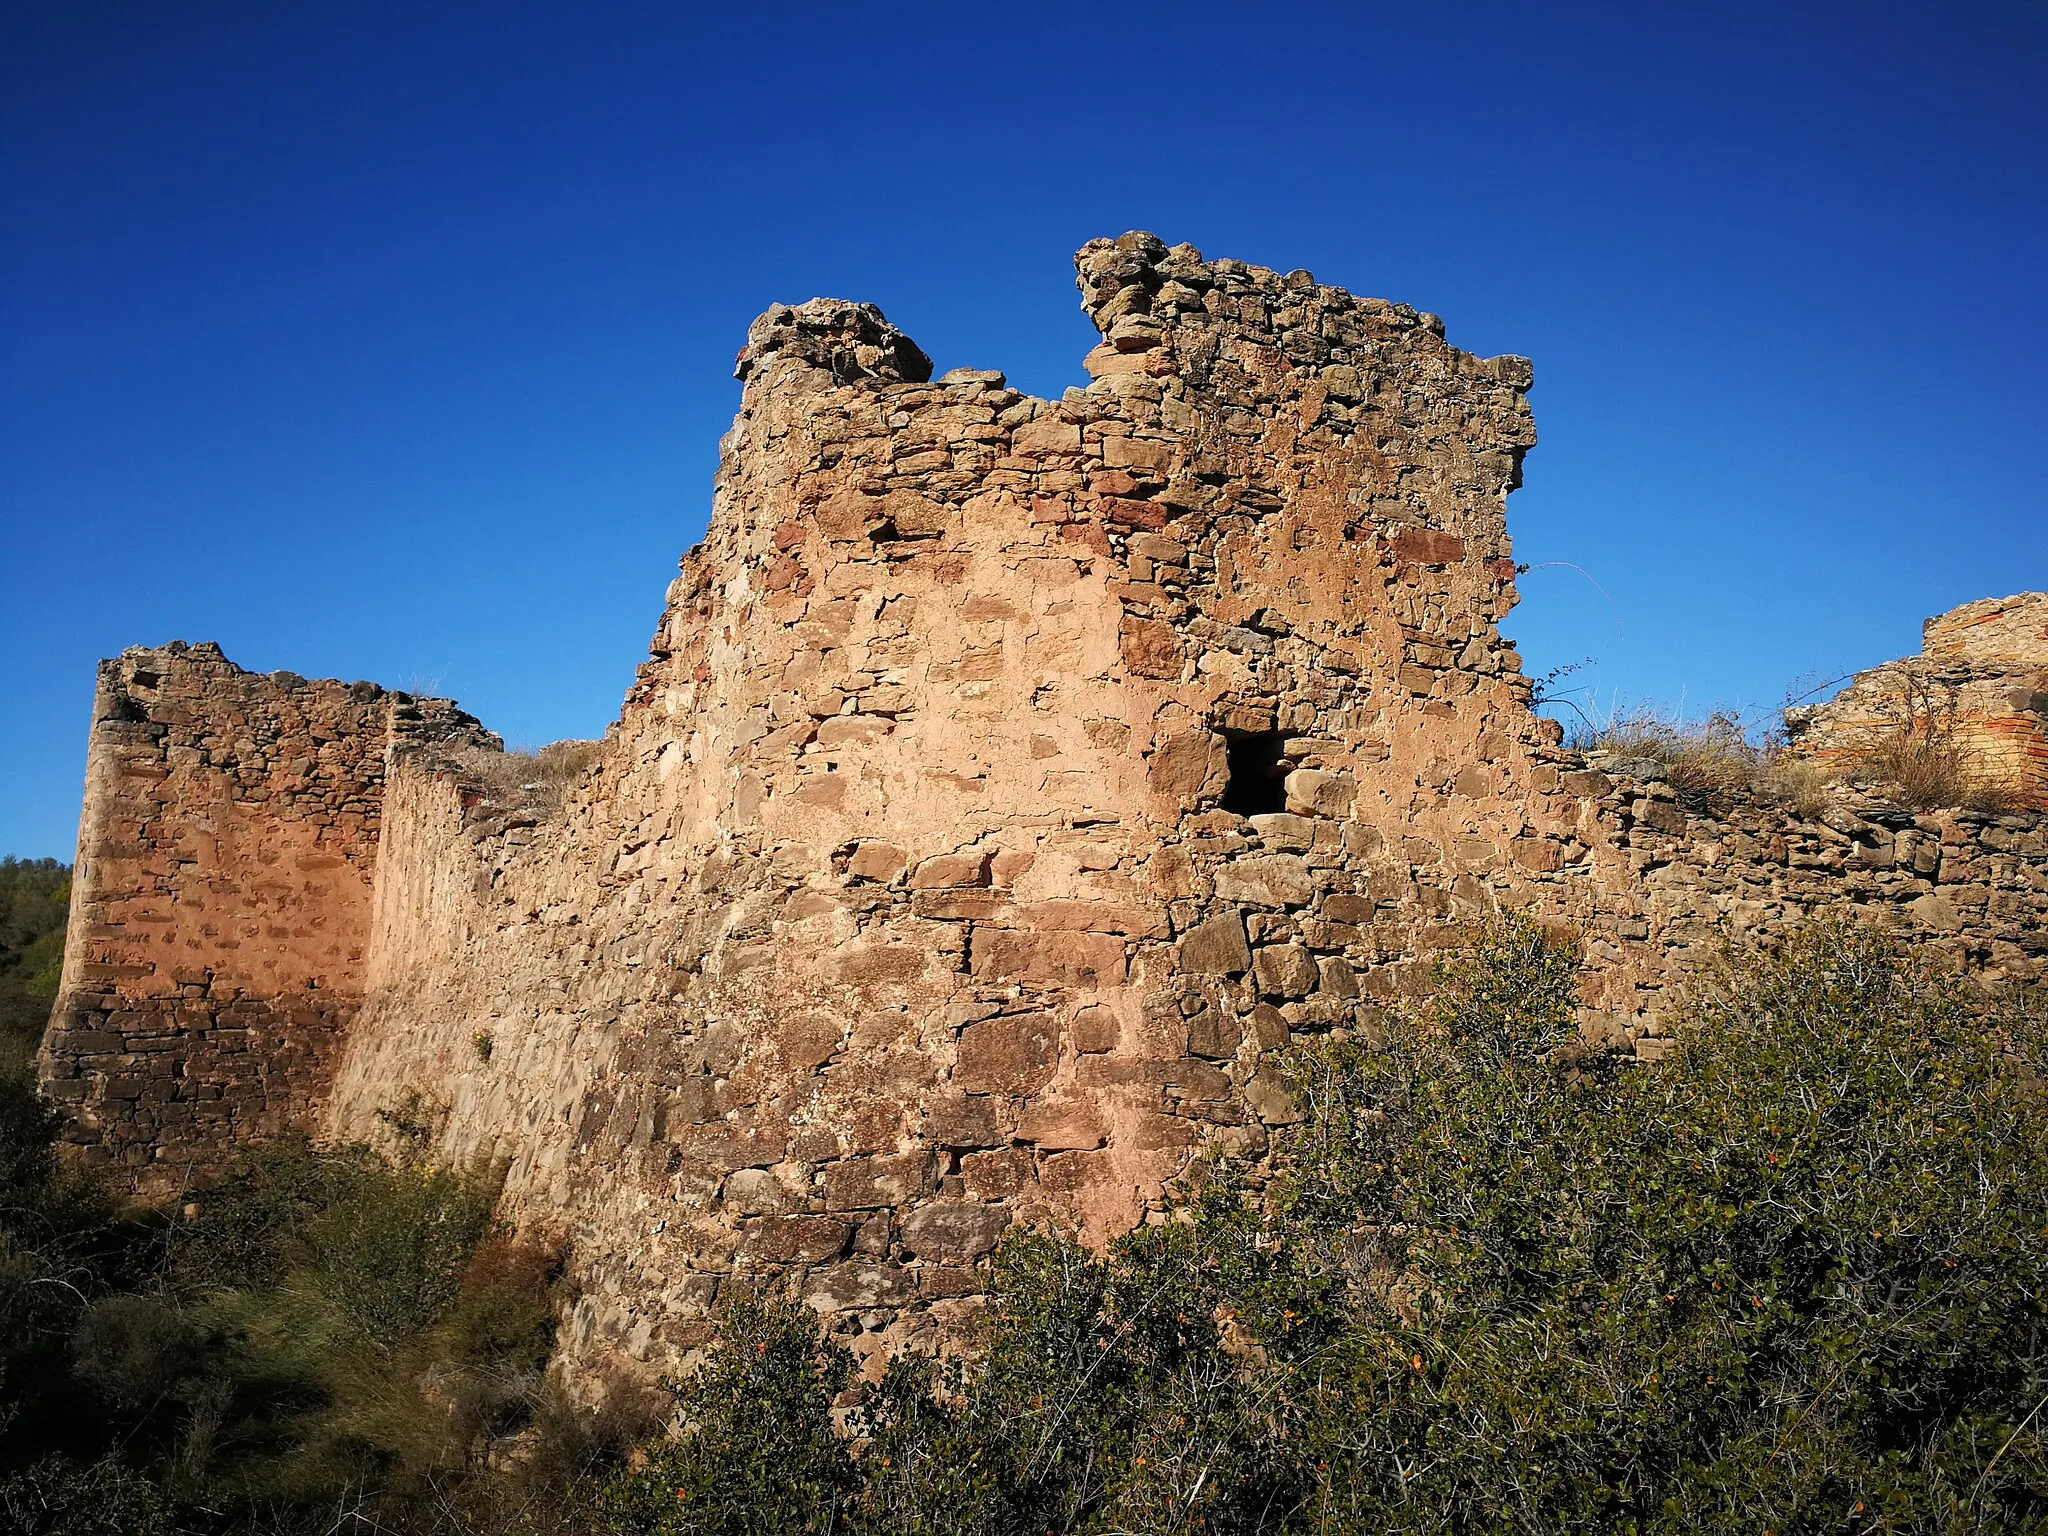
[41, 234, 2048, 1377]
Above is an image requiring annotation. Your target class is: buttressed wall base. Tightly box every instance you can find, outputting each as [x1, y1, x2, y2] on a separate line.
[44, 235, 2048, 1383]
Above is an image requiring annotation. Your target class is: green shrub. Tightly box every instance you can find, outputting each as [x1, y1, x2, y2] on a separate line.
[158, 1142, 528, 1513]
[0, 859, 69, 1069]
[443, 1235, 562, 1376]
[68, 1294, 204, 1416]
[594, 1294, 856, 1536]
[174, 1136, 498, 1341]
[302, 1154, 495, 1342]
[847, 1351, 996, 1536]
[0, 1116, 578, 1532]
[0, 1064, 62, 1206]
[1275, 917, 2048, 1531]
[170, 1133, 331, 1293]
[5, 917, 2042, 1533]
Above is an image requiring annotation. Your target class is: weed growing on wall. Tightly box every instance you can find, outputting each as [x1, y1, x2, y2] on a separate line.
[1847, 670, 2030, 812]
[460, 741, 604, 813]
[1570, 707, 1835, 813]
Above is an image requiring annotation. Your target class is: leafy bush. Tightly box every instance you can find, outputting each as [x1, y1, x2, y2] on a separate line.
[5, 917, 2042, 1532]
[593, 1295, 856, 1536]
[444, 1236, 563, 1378]
[156, 1142, 549, 1516]
[1270, 917, 2048, 1531]
[69, 1294, 204, 1415]
[0, 1062, 62, 1201]
[303, 1154, 495, 1341]
[0, 1109, 599, 1534]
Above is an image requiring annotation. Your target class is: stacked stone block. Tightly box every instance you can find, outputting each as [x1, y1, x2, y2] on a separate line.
[1787, 590, 2048, 808]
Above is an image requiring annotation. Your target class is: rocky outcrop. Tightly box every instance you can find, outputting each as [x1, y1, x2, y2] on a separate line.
[43, 236, 2047, 1383]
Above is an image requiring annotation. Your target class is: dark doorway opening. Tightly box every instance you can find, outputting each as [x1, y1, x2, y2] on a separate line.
[1220, 730, 1289, 816]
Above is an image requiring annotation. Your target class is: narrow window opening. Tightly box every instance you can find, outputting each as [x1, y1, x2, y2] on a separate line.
[1220, 730, 1290, 816]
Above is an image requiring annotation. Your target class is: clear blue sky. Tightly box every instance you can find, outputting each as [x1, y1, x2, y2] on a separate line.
[3, 1, 2043, 860]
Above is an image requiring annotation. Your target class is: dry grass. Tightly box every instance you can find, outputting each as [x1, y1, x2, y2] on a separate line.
[1761, 756, 1831, 819]
[459, 741, 604, 809]
[1575, 708, 1757, 796]
[1851, 722, 2027, 813]
[1574, 695, 2027, 817]
[1572, 707, 1828, 814]
[1837, 670, 2029, 814]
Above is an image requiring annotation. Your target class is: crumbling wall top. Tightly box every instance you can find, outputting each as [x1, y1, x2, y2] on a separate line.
[734, 298, 934, 386]
[1073, 229, 1533, 392]
[1925, 590, 2048, 670]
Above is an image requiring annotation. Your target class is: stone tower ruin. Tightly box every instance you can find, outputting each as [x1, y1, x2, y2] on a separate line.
[42, 234, 2048, 1379]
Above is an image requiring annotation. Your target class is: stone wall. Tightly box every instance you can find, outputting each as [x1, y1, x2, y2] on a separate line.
[43, 236, 2047, 1383]
[39, 643, 484, 1183]
[1787, 590, 2048, 808]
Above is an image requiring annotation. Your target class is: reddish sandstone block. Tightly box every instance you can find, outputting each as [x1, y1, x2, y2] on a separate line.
[1120, 618, 1184, 679]
[1179, 911, 1251, 976]
[961, 1147, 1035, 1198]
[824, 1152, 934, 1211]
[745, 1216, 851, 1265]
[1390, 528, 1467, 565]
[1014, 1100, 1106, 1150]
[967, 930, 1126, 989]
[953, 1014, 1060, 1096]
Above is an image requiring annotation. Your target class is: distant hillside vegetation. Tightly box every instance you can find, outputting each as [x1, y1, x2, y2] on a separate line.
[1, 858, 69, 1070]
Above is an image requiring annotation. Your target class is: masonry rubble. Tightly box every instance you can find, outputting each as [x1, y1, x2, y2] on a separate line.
[42, 234, 2048, 1384]
[1786, 590, 2048, 807]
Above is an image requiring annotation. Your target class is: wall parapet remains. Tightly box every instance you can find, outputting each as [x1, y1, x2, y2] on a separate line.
[1787, 590, 2048, 809]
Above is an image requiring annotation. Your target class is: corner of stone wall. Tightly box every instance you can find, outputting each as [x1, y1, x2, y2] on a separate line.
[38, 642, 478, 1186]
